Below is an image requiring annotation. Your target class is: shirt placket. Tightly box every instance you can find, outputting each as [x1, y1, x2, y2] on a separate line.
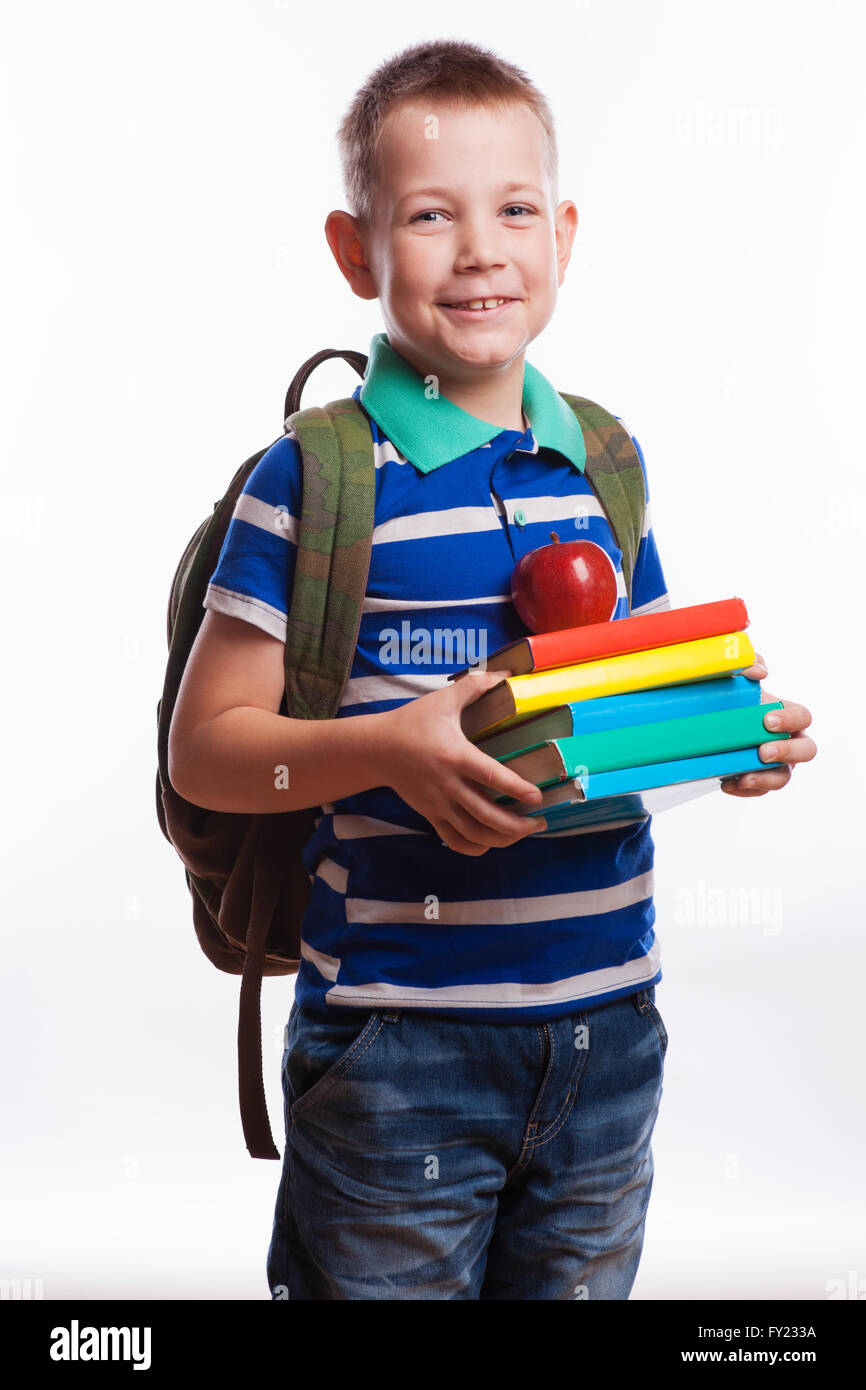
[489, 437, 535, 563]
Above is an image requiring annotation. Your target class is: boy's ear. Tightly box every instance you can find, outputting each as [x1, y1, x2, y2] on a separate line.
[324, 210, 379, 301]
[554, 201, 579, 287]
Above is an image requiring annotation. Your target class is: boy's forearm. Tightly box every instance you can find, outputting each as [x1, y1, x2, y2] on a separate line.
[171, 706, 395, 814]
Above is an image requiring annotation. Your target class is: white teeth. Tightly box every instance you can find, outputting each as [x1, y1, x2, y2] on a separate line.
[447, 297, 509, 310]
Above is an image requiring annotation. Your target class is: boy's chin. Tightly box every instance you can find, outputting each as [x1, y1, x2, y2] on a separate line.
[433, 331, 531, 367]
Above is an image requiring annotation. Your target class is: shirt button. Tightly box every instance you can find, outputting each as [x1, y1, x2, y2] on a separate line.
[514, 507, 526, 527]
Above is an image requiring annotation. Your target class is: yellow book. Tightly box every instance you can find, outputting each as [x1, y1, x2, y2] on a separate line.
[460, 631, 756, 741]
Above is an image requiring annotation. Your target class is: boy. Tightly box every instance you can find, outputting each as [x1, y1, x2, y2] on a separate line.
[168, 40, 816, 1300]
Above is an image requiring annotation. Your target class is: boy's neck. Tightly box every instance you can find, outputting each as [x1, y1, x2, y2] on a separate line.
[392, 339, 529, 434]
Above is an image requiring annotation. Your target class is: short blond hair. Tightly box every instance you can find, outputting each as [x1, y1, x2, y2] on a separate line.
[336, 38, 559, 230]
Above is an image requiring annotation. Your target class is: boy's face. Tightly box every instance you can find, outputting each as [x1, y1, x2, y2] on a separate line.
[330, 99, 577, 387]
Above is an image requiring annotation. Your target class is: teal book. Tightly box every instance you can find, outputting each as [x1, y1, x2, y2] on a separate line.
[495, 702, 789, 799]
[475, 674, 761, 762]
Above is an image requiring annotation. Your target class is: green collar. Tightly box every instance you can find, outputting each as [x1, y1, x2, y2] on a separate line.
[358, 332, 586, 474]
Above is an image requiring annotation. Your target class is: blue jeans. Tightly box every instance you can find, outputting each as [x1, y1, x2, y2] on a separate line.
[266, 986, 668, 1300]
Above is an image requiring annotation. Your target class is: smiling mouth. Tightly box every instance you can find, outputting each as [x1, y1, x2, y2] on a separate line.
[438, 297, 517, 312]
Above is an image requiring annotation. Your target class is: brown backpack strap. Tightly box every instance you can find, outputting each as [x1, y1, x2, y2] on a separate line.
[237, 817, 289, 1160]
[283, 348, 368, 421]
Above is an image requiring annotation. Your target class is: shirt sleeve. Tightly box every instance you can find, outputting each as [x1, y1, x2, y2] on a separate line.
[614, 415, 671, 618]
[202, 431, 302, 642]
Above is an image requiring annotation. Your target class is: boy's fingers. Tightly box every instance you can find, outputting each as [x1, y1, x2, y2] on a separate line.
[740, 649, 768, 681]
[758, 733, 817, 766]
[760, 698, 813, 733]
[451, 666, 511, 707]
[741, 661, 768, 680]
[442, 796, 544, 849]
[458, 779, 546, 836]
[722, 766, 791, 795]
[462, 744, 543, 806]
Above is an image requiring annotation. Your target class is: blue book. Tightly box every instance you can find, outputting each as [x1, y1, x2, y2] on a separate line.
[522, 745, 784, 823]
[475, 675, 760, 762]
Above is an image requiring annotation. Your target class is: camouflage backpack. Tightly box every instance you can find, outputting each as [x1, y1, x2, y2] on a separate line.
[155, 347, 646, 1160]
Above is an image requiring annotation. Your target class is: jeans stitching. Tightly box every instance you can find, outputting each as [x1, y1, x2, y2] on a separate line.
[644, 1001, 668, 1057]
[525, 1024, 545, 1134]
[531, 1082, 578, 1150]
[289, 1014, 385, 1123]
[531, 1013, 590, 1146]
[505, 1024, 550, 1180]
[528, 1024, 556, 1126]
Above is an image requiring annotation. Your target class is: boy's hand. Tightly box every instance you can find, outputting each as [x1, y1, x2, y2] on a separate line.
[721, 651, 817, 796]
[379, 669, 548, 855]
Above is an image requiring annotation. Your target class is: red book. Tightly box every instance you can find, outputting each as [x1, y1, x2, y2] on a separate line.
[449, 597, 750, 680]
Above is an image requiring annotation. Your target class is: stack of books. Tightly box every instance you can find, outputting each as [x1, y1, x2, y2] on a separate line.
[453, 597, 789, 833]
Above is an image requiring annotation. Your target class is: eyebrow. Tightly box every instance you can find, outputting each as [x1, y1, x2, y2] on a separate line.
[397, 182, 545, 207]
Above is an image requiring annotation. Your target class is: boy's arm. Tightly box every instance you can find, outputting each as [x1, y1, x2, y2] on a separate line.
[168, 432, 398, 814]
[168, 609, 396, 814]
[168, 610, 546, 847]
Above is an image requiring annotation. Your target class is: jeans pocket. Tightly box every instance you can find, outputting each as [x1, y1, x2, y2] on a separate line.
[285, 1004, 385, 1123]
[632, 986, 669, 1059]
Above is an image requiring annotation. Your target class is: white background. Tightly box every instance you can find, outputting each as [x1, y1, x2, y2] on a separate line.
[2, 0, 863, 1300]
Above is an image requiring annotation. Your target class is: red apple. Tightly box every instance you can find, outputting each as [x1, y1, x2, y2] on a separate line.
[511, 532, 618, 633]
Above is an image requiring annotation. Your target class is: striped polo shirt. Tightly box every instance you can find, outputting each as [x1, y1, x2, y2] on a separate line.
[203, 331, 671, 1021]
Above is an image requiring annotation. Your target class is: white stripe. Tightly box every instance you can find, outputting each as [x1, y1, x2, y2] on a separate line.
[341, 670, 450, 706]
[324, 938, 661, 1009]
[314, 856, 349, 895]
[203, 587, 287, 642]
[300, 939, 340, 982]
[232, 491, 299, 545]
[373, 505, 502, 546]
[504, 493, 608, 529]
[630, 591, 672, 617]
[361, 592, 512, 612]
[345, 869, 653, 925]
[372, 437, 413, 469]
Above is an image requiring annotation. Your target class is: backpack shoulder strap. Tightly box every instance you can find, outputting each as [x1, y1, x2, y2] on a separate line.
[558, 394, 647, 613]
[282, 396, 376, 720]
[235, 393, 375, 1161]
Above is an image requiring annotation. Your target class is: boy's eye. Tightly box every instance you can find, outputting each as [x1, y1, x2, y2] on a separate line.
[410, 205, 535, 224]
